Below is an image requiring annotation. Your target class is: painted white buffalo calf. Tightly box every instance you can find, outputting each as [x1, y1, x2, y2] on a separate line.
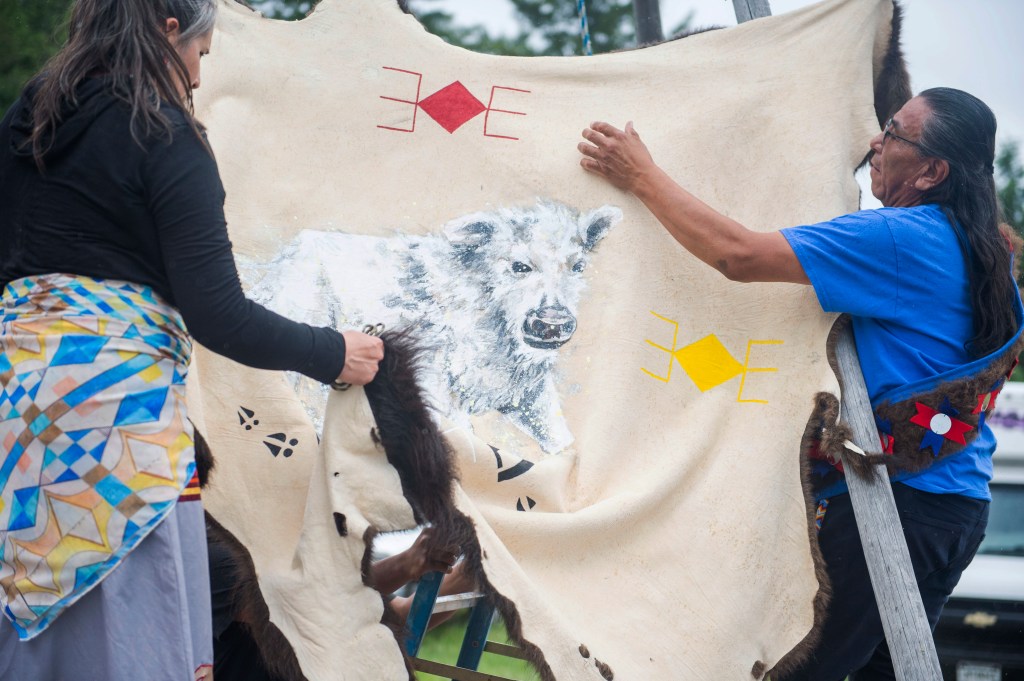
[244, 201, 622, 453]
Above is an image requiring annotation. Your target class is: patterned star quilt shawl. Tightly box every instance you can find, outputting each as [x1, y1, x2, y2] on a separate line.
[0, 274, 195, 640]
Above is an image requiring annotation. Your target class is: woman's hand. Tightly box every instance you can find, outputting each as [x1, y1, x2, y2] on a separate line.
[578, 121, 658, 193]
[337, 331, 384, 386]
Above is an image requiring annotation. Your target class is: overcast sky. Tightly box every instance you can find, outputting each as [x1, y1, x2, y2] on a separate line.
[429, 0, 1021, 208]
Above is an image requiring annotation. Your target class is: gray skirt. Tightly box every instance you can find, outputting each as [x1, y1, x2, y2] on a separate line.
[0, 498, 213, 680]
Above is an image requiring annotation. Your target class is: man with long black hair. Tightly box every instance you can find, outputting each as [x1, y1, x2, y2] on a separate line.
[578, 88, 1022, 679]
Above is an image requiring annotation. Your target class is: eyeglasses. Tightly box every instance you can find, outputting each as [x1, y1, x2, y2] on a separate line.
[882, 117, 929, 154]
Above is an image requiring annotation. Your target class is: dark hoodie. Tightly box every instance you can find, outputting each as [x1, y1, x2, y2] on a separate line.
[0, 77, 346, 383]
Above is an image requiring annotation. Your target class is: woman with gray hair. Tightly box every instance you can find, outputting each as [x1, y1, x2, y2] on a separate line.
[0, 1, 383, 678]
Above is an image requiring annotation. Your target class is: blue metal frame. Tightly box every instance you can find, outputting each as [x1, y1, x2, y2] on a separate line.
[454, 599, 496, 673]
[405, 570, 499, 677]
[403, 570, 444, 657]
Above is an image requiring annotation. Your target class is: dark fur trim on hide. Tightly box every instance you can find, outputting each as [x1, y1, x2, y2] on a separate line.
[770, 296, 1022, 679]
[195, 425, 310, 680]
[205, 512, 309, 681]
[197, 427, 312, 681]
[865, 332, 1024, 473]
[196, 331, 558, 681]
[193, 427, 215, 489]
[764, 321, 847, 678]
[364, 330, 460, 527]
[365, 330, 558, 681]
[873, 1, 912, 128]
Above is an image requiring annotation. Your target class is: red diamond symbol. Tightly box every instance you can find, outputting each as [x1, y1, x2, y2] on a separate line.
[419, 81, 486, 134]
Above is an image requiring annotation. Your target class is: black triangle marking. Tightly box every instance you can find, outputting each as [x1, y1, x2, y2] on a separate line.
[498, 459, 534, 482]
[238, 407, 259, 430]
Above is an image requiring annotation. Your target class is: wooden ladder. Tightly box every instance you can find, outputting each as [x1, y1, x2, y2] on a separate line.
[736, 3, 943, 679]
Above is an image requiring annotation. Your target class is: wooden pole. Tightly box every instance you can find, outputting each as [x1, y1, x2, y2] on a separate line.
[732, 0, 772, 24]
[732, 2, 944, 679]
[633, 0, 664, 45]
[835, 331, 944, 680]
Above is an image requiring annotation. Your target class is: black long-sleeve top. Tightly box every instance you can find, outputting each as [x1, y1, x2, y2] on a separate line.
[0, 78, 345, 384]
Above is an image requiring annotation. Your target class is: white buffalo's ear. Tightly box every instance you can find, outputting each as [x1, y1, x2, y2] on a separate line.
[442, 212, 497, 249]
[580, 205, 622, 252]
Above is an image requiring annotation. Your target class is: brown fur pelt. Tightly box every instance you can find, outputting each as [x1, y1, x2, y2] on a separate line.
[807, 312, 1024, 479]
[365, 331, 558, 681]
[765, 382, 847, 678]
[193, 428, 309, 681]
[193, 426, 215, 488]
[195, 333, 556, 681]
[769, 298, 1022, 679]
[207, 514, 309, 681]
[364, 331, 463, 528]
[873, 1, 912, 128]
[865, 333, 1023, 473]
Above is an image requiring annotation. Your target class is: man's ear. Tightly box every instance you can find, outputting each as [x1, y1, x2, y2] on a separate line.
[915, 157, 950, 192]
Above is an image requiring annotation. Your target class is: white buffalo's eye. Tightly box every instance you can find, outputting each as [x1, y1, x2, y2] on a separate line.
[572, 261, 586, 273]
[512, 261, 532, 273]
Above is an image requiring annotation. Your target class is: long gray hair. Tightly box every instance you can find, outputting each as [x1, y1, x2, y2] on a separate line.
[26, 0, 218, 169]
[173, 0, 218, 45]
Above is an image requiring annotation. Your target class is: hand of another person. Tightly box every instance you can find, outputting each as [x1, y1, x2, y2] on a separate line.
[368, 526, 462, 595]
[337, 331, 384, 386]
[578, 121, 657, 193]
[404, 526, 460, 580]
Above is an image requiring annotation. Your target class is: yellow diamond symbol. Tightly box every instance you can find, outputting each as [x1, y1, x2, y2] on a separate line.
[672, 334, 745, 392]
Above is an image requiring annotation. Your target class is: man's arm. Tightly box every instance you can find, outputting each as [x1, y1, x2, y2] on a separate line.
[578, 121, 809, 284]
[369, 527, 459, 595]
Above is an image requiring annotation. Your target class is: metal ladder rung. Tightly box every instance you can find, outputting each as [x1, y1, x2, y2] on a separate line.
[431, 591, 486, 613]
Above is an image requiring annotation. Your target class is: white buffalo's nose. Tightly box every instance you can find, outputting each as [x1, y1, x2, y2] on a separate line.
[522, 305, 577, 349]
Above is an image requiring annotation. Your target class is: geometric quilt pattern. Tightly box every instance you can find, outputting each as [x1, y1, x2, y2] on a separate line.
[0, 274, 194, 640]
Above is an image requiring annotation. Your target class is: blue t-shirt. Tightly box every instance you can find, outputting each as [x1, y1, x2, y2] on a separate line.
[782, 204, 995, 501]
